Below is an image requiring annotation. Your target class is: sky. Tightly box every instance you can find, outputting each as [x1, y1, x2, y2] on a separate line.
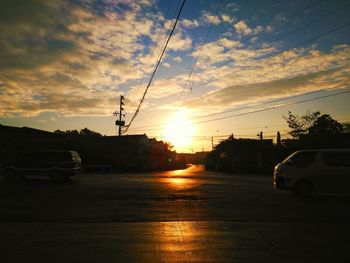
[0, 0, 350, 152]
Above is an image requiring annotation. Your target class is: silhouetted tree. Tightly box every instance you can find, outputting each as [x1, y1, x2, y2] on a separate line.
[343, 123, 350, 133]
[54, 129, 65, 134]
[284, 111, 343, 138]
[54, 128, 102, 137]
[65, 130, 80, 136]
[284, 111, 320, 138]
[79, 128, 102, 137]
[308, 114, 343, 135]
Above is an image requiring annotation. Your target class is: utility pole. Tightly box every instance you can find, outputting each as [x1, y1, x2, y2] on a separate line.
[277, 131, 281, 145]
[257, 131, 263, 140]
[113, 95, 125, 136]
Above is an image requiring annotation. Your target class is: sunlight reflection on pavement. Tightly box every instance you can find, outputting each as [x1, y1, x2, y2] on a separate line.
[157, 165, 203, 190]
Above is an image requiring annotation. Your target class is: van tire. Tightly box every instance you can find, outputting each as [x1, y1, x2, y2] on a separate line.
[294, 181, 313, 198]
[50, 170, 62, 181]
[4, 169, 15, 181]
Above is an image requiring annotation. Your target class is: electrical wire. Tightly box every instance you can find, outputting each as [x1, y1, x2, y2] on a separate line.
[128, 85, 350, 132]
[131, 0, 176, 100]
[124, 0, 187, 133]
[273, 2, 350, 42]
[127, 4, 350, 133]
[183, 0, 225, 92]
[152, 0, 326, 92]
[192, 87, 350, 125]
[191, 21, 350, 92]
[186, 0, 330, 90]
[128, 88, 331, 131]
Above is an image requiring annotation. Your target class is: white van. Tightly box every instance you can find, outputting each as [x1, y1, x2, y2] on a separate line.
[273, 149, 350, 197]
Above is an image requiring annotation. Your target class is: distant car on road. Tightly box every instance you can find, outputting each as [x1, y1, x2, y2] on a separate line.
[2, 150, 82, 181]
[273, 149, 350, 197]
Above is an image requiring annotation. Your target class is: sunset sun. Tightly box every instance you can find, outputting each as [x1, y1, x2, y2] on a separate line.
[163, 110, 196, 151]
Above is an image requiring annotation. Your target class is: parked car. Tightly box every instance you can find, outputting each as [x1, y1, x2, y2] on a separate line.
[2, 150, 82, 180]
[273, 149, 350, 197]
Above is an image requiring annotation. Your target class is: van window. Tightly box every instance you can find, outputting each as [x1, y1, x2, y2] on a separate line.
[290, 152, 317, 166]
[322, 152, 350, 167]
[47, 151, 70, 162]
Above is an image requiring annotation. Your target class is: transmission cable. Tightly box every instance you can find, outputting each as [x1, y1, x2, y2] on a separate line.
[127, 7, 350, 133]
[124, 0, 187, 133]
[132, 0, 176, 100]
[192, 87, 350, 125]
[161, 0, 325, 91]
[191, 21, 350, 92]
[128, 39, 349, 132]
[184, 0, 225, 92]
[179, 2, 349, 94]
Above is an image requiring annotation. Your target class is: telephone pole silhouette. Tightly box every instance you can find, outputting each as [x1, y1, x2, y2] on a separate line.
[114, 95, 125, 136]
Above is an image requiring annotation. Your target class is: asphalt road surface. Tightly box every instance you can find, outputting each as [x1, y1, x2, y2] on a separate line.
[0, 165, 349, 262]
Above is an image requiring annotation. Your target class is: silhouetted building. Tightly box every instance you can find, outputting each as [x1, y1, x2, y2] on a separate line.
[0, 124, 186, 171]
[206, 136, 273, 174]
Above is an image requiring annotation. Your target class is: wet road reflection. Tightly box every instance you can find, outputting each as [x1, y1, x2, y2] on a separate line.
[1, 165, 350, 262]
[158, 221, 215, 262]
[158, 165, 203, 190]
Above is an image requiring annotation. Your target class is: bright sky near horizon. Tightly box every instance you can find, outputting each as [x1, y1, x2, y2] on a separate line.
[0, 0, 350, 152]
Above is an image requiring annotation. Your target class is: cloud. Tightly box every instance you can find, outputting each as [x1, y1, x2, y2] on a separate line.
[274, 13, 287, 23]
[0, 0, 193, 118]
[201, 3, 238, 25]
[226, 2, 240, 12]
[182, 45, 350, 110]
[183, 69, 350, 110]
[201, 11, 222, 25]
[163, 62, 171, 68]
[234, 21, 252, 36]
[234, 20, 265, 36]
[190, 37, 274, 71]
[181, 19, 199, 28]
[126, 78, 183, 102]
[167, 31, 192, 51]
[0, 72, 117, 117]
[221, 14, 236, 24]
[173, 56, 182, 63]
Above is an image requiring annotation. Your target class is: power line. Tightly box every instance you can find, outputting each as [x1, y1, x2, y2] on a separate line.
[133, 2, 347, 118]
[187, 88, 341, 121]
[132, 87, 350, 130]
[284, 0, 324, 20]
[128, 86, 350, 132]
[184, 0, 225, 92]
[191, 21, 350, 92]
[196, 1, 343, 82]
[273, 2, 350, 42]
[158, 0, 326, 91]
[193, 0, 329, 83]
[193, 87, 350, 125]
[127, 80, 349, 132]
[132, 0, 176, 100]
[124, 0, 187, 133]
[127, 10, 350, 133]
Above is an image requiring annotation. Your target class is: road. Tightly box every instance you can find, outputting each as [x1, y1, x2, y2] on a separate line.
[0, 165, 349, 262]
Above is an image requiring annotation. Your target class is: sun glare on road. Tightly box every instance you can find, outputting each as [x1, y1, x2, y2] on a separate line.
[163, 110, 196, 151]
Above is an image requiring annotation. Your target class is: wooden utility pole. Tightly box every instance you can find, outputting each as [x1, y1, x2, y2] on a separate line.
[113, 95, 125, 136]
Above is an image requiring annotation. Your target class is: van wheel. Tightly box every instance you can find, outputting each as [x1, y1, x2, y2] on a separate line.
[294, 181, 313, 198]
[4, 169, 15, 181]
[50, 170, 62, 181]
